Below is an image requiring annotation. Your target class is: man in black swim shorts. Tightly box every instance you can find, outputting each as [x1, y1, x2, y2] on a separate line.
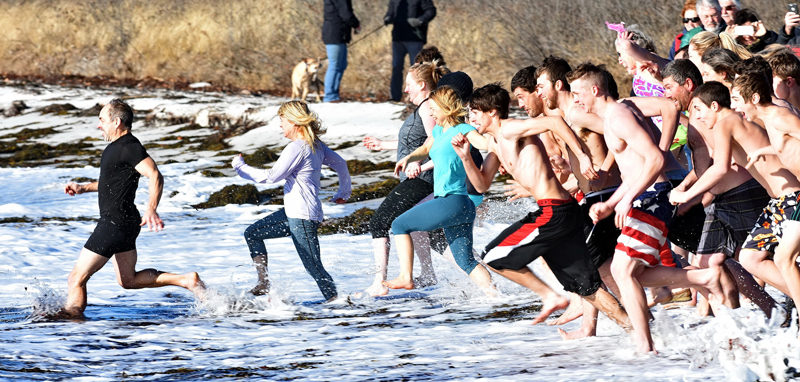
[61, 99, 205, 318]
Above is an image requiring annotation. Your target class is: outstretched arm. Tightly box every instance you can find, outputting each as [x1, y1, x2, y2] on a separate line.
[65, 181, 98, 196]
[322, 145, 352, 203]
[395, 137, 433, 176]
[624, 96, 681, 152]
[135, 157, 165, 232]
[232, 143, 305, 184]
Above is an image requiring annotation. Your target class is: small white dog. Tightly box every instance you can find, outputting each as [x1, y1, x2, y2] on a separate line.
[291, 58, 324, 102]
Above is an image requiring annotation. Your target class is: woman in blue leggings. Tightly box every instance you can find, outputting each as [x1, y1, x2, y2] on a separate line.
[383, 86, 494, 294]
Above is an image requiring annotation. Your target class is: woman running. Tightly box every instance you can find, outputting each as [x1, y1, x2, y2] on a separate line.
[232, 100, 351, 301]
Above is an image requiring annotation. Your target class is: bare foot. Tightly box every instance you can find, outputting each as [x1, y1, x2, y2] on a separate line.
[364, 283, 389, 297]
[182, 272, 207, 299]
[383, 277, 414, 290]
[47, 308, 86, 321]
[558, 326, 596, 340]
[647, 286, 672, 308]
[547, 299, 583, 326]
[250, 283, 270, 296]
[532, 295, 569, 325]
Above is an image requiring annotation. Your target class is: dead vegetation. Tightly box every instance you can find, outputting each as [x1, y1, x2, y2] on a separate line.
[0, 0, 790, 98]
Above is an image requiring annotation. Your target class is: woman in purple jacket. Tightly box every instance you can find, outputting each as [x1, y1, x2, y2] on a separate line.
[232, 100, 351, 301]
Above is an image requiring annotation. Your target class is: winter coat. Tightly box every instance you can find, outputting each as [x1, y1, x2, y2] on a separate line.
[322, 0, 360, 44]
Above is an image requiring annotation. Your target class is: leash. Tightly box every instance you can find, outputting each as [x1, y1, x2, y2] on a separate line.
[348, 25, 385, 48]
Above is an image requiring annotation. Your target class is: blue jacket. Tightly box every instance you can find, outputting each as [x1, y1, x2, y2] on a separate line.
[322, 0, 360, 44]
[384, 0, 436, 43]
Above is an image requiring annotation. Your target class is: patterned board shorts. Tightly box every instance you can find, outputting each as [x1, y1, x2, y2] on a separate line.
[742, 190, 800, 253]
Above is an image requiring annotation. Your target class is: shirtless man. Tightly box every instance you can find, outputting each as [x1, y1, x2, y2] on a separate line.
[730, 73, 800, 315]
[664, 64, 775, 315]
[451, 83, 628, 329]
[570, 63, 725, 353]
[61, 99, 205, 318]
[534, 56, 625, 333]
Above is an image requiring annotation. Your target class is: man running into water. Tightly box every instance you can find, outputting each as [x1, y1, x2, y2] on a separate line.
[452, 83, 629, 329]
[728, 74, 800, 316]
[61, 99, 205, 318]
[570, 63, 725, 353]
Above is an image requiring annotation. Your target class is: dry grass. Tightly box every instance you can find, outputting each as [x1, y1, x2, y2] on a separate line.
[0, 0, 791, 97]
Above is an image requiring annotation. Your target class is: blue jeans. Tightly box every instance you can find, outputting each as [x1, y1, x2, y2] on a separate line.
[244, 209, 336, 300]
[391, 194, 478, 274]
[324, 44, 348, 102]
[390, 41, 424, 101]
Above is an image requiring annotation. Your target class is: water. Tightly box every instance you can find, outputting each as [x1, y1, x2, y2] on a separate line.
[1, 84, 799, 381]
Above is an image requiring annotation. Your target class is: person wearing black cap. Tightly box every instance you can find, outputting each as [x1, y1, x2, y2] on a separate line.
[384, 0, 437, 102]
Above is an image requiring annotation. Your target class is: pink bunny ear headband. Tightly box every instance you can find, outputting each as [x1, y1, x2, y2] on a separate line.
[605, 21, 626, 37]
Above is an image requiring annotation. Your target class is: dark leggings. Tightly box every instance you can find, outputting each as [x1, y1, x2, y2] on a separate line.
[369, 177, 434, 239]
[244, 209, 336, 300]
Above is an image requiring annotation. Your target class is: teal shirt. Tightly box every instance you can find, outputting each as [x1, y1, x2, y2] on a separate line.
[430, 123, 476, 197]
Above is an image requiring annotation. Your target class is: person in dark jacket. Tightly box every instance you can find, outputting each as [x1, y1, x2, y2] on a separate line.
[322, 0, 360, 102]
[384, 0, 436, 101]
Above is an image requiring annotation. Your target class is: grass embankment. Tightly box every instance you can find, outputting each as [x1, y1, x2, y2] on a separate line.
[0, 1, 789, 97]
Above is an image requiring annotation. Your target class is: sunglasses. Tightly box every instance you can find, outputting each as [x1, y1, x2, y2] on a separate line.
[722, 5, 737, 11]
[683, 16, 701, 23]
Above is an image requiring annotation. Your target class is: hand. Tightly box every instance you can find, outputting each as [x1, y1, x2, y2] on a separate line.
[354, 25, 362, 34]
[613, 201, 631, 229]
[745, 148, 768, 169]
[503, 179, 532, 202]
[451, 133, 471, 159]
[407, 17, 423, 27]
[65, 182, 82, 196]
[669, 190, 688, 205]
[588, 170, 608, 190]
[578, 155, 598, 180]
[589, 201, 613, 224]
[363, 136, 383, 151]
[394, 157, 408, 177]
[232, 154, 246, 170]
[334, 198, 347, 204]
[786, 11, 800, 35]
[140, 208, 164, 232]
[549, 155, 571, 176]
[676, 202, 692, 217]
[405, 161, 421, 179]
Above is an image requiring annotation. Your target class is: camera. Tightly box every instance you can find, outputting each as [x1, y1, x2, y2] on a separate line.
[790, 3, 799, 14]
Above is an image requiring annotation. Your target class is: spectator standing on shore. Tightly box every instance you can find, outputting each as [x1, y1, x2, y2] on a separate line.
[669, 0, 705, 60]
[384, 0, 437, 102]
[778, 6, 800, 47]
[697, 0, 727, 35]
[322, 0, 360, 103]
[730, 8, 779, 54]
[719, 0, 741, 26]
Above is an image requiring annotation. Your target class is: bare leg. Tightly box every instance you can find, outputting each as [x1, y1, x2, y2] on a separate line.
[249, 254, 270, 295]
[384, 234, 415, 290]
[724, 257, 777, 317]
[559, 299, 598, 340]
[775, 221, 800, 321]
[739, 249, 790, 294]
[365, 237, 390, 296]
[112, 250, 205, 295]
[695, 252, 740, 309]
[610, 253, 655, 354]
[489, 265, 568, 324]
[63, 248, 112, 318]
[648, 286, 673, 307]
[411, 231, 437, 288]
[548, 293, 584, 325]
[468, 264, 496, 297]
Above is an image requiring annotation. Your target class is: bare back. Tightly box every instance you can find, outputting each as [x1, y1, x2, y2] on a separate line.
[762, 105, 800, 180]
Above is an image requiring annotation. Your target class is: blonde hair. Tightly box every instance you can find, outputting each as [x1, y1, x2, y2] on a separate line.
[690, 31, 752, 60]
[429, 86, 467, 127]
[277, 100, 325, 152]
[409, 59, 450, 91]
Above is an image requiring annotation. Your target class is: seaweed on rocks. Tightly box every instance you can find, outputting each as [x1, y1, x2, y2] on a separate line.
[242, 146, 279, 167]
[318, 207, 375, 235]
[348, 178, 400, 202]
[346, 159, 395, 175]
[192, 184, 282, 209]
[36, 103, 77, 115]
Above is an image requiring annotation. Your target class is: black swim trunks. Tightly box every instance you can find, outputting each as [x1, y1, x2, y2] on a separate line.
[481, 198, 601, 296]
[581, 188, 620, 268]
[84, 220, 141, 258]
[696, 178, 770, 257]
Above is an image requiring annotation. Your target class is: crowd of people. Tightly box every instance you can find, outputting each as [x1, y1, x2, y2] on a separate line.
[58, 0, 800, 354]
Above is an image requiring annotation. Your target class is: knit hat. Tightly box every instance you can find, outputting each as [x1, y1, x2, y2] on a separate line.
[436, 71, 473, 102]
